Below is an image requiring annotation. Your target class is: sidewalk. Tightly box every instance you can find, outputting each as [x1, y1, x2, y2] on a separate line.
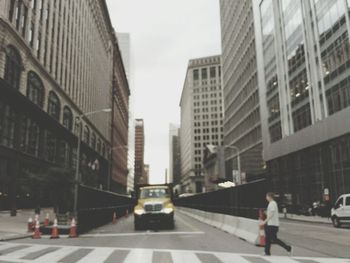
[279, 213, 332, 224]
[0, 208, 54, 241]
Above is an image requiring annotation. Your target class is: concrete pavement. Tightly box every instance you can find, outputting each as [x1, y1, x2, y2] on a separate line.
[0, 208, 54, 241]
[0, 209, 349, 262]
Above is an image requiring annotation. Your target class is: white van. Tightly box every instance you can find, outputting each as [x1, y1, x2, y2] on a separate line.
[331, 194, 350, 227]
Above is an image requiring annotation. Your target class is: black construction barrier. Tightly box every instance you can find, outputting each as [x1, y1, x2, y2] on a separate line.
[174, 179, 269, 220]
[77, 185, 135, 233]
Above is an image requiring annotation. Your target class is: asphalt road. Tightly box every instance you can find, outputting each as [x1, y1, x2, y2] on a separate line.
[0, 210, 349, 262]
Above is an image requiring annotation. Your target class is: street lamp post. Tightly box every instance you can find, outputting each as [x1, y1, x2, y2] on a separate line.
[73, 108, 111, 217]
[206, 144, 241, 184]
[226, 145, 241, 185]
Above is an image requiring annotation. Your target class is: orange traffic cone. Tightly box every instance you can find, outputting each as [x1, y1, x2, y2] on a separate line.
[257, 209, 266, 247]
[112, 212, 117, 224]
[27, 217, 34, 233]
[44, 213, 50, 227]
[32, 220, 41, 239]
[34, 214, 39, 225]
[69, 218, 78, 238]
[50, 219, 60, 239]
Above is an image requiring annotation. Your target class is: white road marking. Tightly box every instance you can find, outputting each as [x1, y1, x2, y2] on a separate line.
[215, 252, 251, 263]
[0, 242, 349, 263]
[34, 246, 81, 263]
[75, 247, 115, 263]
[171, 250, 201, 263]
[261, 256, 302, 263]
[123, 249, 152, 263]
[81, 231, 204, 238]
[2, 245, 45, 259]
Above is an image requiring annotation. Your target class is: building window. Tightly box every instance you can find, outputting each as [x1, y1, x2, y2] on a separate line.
[102, 143, 106, 157]
[91, 133, 96, 150]
[193, 69, 199, 81]
[47, 131, 58, 163]
[0, 103, 16, 148]
[210, 67, 216, 78]
[4, 45, 22, 89]
[97, 139, 101, 153]
[83, 126, 90, 145]
[20, 117, 40, 157]
[48, 91, 61, 120]
[27, 71, 44, 107]
[201, 68, 208, 79]
[62, 106, 73, 131]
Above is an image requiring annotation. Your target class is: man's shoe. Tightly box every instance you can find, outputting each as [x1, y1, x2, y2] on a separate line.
[287, 246, 293, 257]
[262, 253, 271, 256]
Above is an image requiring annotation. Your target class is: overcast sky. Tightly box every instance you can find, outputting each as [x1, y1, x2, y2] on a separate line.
[106, 0, 222, 184]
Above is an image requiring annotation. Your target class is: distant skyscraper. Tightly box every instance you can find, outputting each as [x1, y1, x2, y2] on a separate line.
[220, 0, 264, 182]
[179, 55, 224, 193]
[134, 119, 145, 186]
[143, 164, 150, 184]
[169, 124, 181, 186]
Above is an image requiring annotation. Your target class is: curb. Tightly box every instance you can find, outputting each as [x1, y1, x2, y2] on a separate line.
[281, 217, 332, 225]
[0, 234, 32, 242]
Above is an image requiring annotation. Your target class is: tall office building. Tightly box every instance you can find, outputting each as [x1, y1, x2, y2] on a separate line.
[253, 0, 350, 205]
[179, 55, 224, 193]
[116, 33, 130, 80]
[143, 164, 150, 185]
[111, 33, 130, 194]
[0, 0, 127, 211]
[134, 119, 145, 186]
[169, 124, 181, 185]
[220, 0, 264, 182]
[117, 33, 135, 193]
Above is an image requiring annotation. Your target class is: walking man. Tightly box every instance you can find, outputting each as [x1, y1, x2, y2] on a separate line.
[260, 192, 292, 256]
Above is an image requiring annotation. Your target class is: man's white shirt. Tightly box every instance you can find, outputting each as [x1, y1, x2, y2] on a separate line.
[267, 200, 279, 226]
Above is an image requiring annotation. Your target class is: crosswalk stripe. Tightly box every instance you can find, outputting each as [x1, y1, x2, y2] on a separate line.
[262, 256, 302, 263]
[1, 245, 45, 259]
[123, 249, 153, 263]
[75, 248, 115, 263]
[171, 251, 201, 263]
[215, 252, 252, 263]
[0, 245, 28, 256]
[33, 246, 81, 263]
[0, 244, 24, 253]
[307, 259, 349, 263]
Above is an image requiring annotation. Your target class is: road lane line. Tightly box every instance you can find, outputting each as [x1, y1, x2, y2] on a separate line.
[171, 251, 201, 263]
[123, 249, 152, 263]
[215, 252, 251, 263]
[81, 231, 204, 238]
[75, 247, 115, 263]
[175, 212, 202, 232]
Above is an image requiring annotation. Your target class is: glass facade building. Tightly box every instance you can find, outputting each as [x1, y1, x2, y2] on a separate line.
[254, 0, 350, 205]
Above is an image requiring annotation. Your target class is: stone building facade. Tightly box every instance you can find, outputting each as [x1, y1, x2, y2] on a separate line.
[180, 55, 224, 193]
[0, 0, 125, 211]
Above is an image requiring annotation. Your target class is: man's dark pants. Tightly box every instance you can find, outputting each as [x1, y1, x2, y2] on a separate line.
[265, 225, 291, 255]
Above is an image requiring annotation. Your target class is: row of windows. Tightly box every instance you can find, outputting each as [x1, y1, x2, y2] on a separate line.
[3, 45, 107, 157]
[0, 102, 75, 168]
[193, 86, 221, 93]
[193, 99, 222, 107]
[193, 66, 221, 81]
[194, 120, 223, 127]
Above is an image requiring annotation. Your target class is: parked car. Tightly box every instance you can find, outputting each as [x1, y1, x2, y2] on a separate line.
[311, 201, 331, 217]
[331, 194, 350, 228]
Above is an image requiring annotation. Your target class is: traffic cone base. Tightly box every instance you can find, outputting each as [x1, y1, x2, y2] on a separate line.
[27, 217, 34, 233]
[32, 221, 41, 239]
[50, 219, 60, 239]
[69, 218, 78, 238]
[112, 212, 117, 224]
[44, 213, 50, 227]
